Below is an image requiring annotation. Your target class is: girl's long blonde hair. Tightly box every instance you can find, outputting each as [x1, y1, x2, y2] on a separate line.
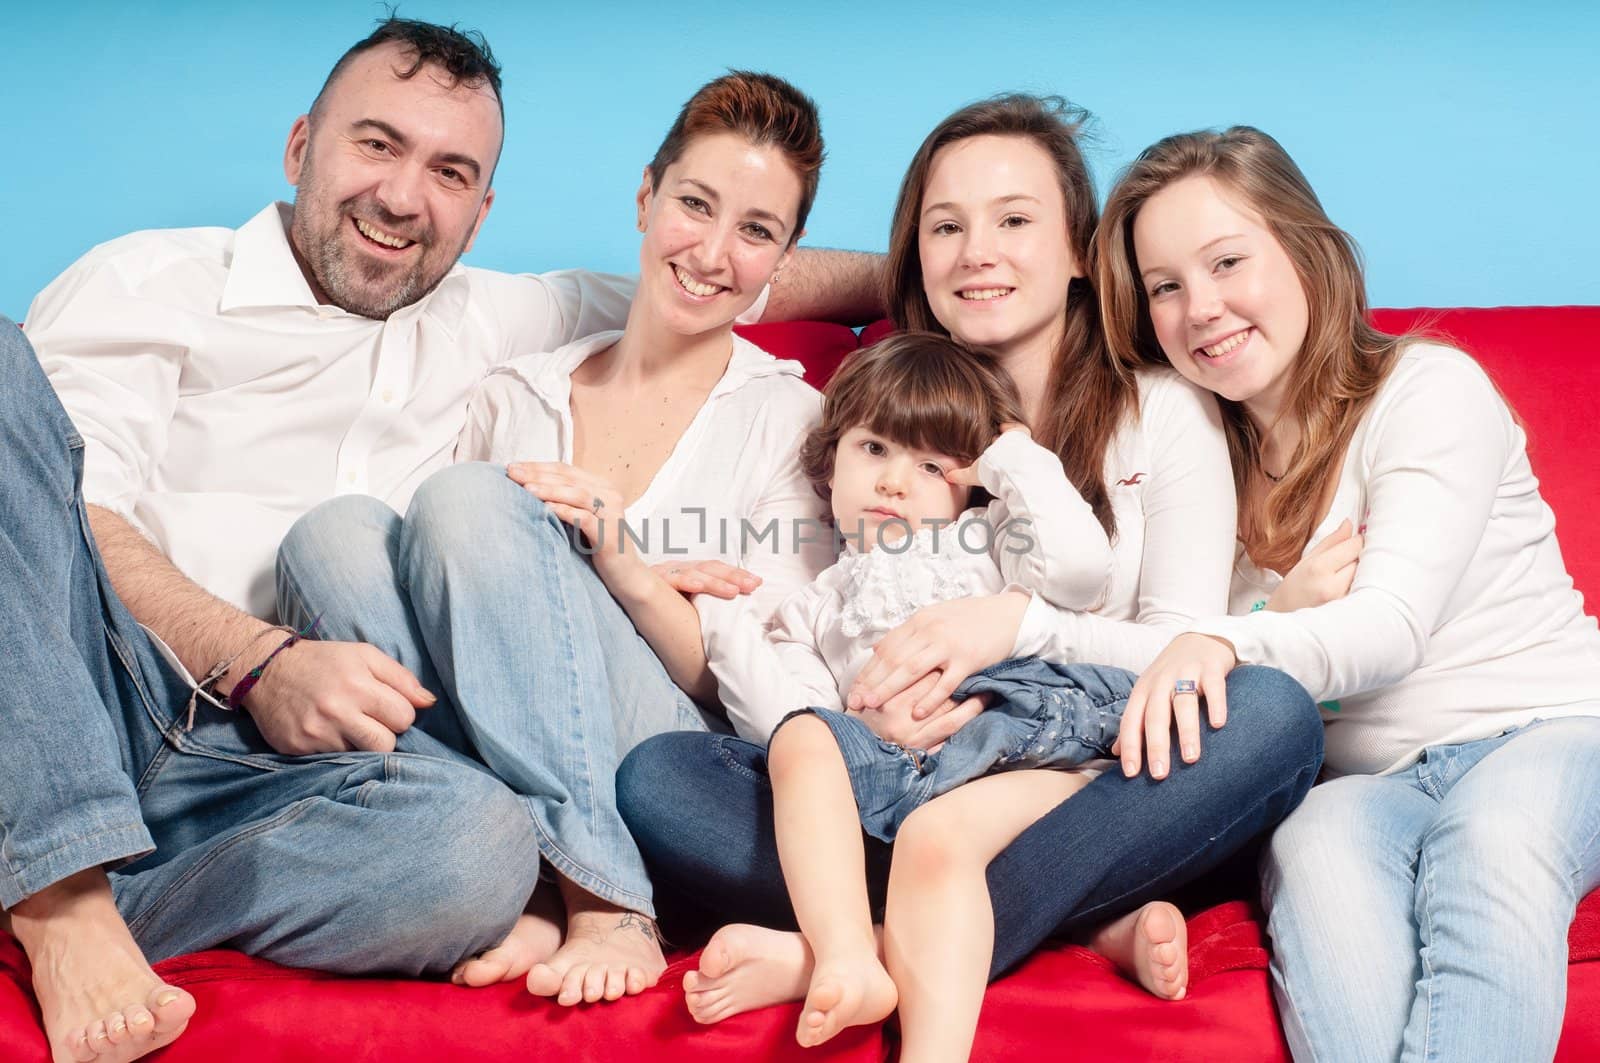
[1095, 126, 1412, 571]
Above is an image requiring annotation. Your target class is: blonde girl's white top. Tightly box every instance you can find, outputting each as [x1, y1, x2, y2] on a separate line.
[1194, 344, 1600, 778]
[458, 330, 838, 734]
[1013, 368, 1240, 670]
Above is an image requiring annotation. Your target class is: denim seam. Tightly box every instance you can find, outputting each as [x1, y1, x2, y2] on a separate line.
[1415, 843, 1441, 1060]
[519, 801, 654, 917]
[1, 824, 156, 909]
[123, 796, 321, 938]
[713, 738, 771, 786]
[1058, 749, 1322, 929]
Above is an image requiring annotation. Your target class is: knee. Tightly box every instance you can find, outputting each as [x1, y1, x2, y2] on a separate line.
[380, 761, 541, 959]
[1221, 666, 1324, 768]
[617, 733, 689, 829]
[403, 462, 563, 562]
[766, 714, 836, 781]
[892, 803, 969, 882]
[278, 494, 399, 575]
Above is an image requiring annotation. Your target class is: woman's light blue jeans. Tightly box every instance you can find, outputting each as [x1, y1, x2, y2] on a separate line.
[276, 462, 705, 918]
[0, 319, 542, 975]
[1263, 716, 1600, 1062]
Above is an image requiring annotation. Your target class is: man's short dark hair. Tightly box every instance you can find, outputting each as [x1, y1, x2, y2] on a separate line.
[311, 15, 503, 123]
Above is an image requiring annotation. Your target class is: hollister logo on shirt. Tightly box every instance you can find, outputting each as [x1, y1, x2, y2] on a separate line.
[1117, 472, 1147, 486]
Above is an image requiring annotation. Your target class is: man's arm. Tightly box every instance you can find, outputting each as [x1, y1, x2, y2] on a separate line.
[762, 248, 886, 326]
[89, 506, 432, 754]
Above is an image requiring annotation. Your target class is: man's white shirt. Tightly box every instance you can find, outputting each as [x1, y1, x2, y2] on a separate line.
[27, 202, 636, 617]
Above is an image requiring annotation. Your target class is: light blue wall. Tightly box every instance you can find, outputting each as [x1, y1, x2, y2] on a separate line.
[6, 1, 1598, 320]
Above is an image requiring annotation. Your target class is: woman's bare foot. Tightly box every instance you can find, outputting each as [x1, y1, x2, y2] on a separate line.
[525, 882, 665, 1006]
[683, 924, 813, 1024]
[795, 954, 897, 1047]
[451, 884, 565, 987]
[10, 869, 197, 1063]
[1088, 900, 1189, 1000]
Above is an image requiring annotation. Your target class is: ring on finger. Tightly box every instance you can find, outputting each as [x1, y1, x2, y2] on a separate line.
[1173, 678, 1199, 696]
[591, 496, 605, 512]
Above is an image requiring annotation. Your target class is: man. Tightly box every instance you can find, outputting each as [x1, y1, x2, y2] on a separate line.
[6, 16, 878, 1063]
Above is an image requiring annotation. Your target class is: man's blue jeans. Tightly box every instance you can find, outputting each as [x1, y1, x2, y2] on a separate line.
[276, 463, 706, 918]
[0, 319, 541, 975]
[617, 664, 1325, 978]
[1263, 716, 1600, 1062]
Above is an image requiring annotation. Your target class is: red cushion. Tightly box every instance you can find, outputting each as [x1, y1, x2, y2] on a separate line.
[0, 933, 882, 1062]
[733, 321, 858, 383]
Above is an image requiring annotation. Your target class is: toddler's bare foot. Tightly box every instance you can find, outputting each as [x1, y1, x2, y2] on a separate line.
[526, 887, 664, 1006]
[683, 924, 813, 1024]
[795, 954, 896, 1047]
[451, 885, 564, 987]
[11, 870, 197, 1063]
[1089, 900, 1189, 1000]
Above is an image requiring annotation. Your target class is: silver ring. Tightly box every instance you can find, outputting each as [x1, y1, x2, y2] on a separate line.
[1173, 679, 1199, 696]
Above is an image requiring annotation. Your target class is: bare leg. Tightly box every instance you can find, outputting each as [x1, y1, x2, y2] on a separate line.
[887, 770, 1092, 1063]
[525, 876, 665, 1006]
[768, 716, 896, 1047]
[8, 869, 196, 1063]
[451, 880, 565, 988]
[1087, 900, 1188, 999]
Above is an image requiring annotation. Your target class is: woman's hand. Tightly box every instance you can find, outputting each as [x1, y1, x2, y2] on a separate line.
[1267, 518, 1362, 612]
[846, 591, 1029, 717]
[506, 461, 648, 593]
[652, 560, 762, 600]
[1118, 633, 1238, 780]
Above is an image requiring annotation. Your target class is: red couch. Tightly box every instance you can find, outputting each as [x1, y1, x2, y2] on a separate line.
[4, 306, 1597, 1061]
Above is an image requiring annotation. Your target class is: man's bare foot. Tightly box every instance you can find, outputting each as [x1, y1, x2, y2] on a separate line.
[10, 869, 197, 1063]
[525, 884, 664, 1006]
[451, 884, 564, 987]
[1088, 900, 1189, 1000]
[795, 954, 897, 1047]
[683, 924, 813, 1024]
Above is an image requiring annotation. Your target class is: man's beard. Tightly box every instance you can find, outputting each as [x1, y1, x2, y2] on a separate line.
[290, 154, 468, 320]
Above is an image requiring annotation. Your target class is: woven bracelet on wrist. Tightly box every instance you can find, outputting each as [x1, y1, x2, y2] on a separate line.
[222, 613, 323, 710]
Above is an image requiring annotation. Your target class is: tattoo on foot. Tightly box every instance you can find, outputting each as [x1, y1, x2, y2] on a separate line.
[617, 912, 660, 943]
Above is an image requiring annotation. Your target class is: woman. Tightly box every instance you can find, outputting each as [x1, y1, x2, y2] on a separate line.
[274, 71, 834, 1006]
[1097, 125, 1600, 1061]
[616, 95, 1324, 1022]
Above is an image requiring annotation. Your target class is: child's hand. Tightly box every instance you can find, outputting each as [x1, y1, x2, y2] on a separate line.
[1266, 518, 1363, 612]
[945, 423, 1032, 487]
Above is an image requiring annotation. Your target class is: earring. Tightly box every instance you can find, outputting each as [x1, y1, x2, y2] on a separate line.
[770, 270, 783, 286]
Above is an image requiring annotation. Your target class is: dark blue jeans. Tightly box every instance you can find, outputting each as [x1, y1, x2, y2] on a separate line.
[617, 664, 1323, 979]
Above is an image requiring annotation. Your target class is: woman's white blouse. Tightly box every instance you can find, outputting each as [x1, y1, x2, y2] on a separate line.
[458, 330, 838, 734]
[1195, 344, 1600, 777]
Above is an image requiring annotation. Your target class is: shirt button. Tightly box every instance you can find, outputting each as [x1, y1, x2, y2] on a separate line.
[346, 472, 358, 485]
[381, 388, 395, 404]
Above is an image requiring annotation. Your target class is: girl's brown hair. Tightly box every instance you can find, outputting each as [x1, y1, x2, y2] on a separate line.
[647, 70, 824, 243]
[883, 94, 1125, 536]
[799, 331, 1026, 504]
[1096, 126, 1411, 571]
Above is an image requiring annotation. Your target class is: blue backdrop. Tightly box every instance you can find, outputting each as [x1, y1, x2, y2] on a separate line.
[6, 1, 1598, 319]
